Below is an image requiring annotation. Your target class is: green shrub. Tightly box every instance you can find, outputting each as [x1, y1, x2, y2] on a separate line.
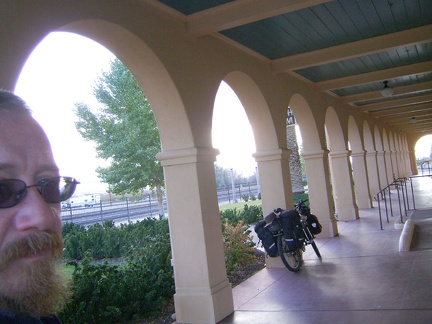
[59, 254, 174, 323]
[62, 218, 169, 261]
[62, 223, 86, 260]
[60, 214, 263, 323]
[220, 204, 263, 226]
[59, 219, 173, 324]
[220, 207, 240, 225]
[241, 204, 262, 225]
[222, 220, 256, 274]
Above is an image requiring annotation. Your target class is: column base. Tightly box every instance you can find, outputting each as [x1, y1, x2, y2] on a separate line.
[336, 205, 359, 221]
[174, 279, 233, 324]
[320, 218, 339, 238]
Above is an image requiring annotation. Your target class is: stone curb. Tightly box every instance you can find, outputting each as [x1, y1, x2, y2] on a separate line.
[398, 219, 415, 252]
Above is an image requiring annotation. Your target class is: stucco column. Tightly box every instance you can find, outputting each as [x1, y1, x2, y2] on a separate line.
[376, 151, 388, 188]
[157, 147, 233, 324]
[384, 151, 394, 183]
[392, 150, 399, 177]
[253, 148, 294, 214]
[329, 150, 359, 220]
[302, 150, 338, 238]
[403, 150, 412, 176]
[351, 151, 372, 208]
[408, 149, 418, 175]
[365, 151, 380, 200]
[397, 150, 405, 177]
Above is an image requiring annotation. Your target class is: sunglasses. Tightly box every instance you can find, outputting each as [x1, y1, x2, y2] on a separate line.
[0, 176, 79, 208]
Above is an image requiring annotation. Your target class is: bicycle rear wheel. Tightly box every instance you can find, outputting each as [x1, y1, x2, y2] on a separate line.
[311, 241, 321, 258]
[277, 235, 302, 272]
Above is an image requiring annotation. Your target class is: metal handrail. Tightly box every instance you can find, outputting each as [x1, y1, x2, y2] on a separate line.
[374, 177, 413, 230]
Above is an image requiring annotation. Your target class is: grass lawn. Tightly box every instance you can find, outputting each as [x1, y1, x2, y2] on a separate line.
[219, 192, 309, 213]
[60, 263, 75, 279]
[219, 199, 262, 211]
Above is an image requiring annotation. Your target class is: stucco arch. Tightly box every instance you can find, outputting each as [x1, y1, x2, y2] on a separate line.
[388, 131, 399, 177]
[289, 94, 322, 151]
[363, 121, 380, 196]
[382, 129, 390, 151]
[388, 131, 395, 151]
[222, 71, 296, 213]
[348, 116, 363, 152]
[60, 19, 192, 152]
[381, 129, 394, 182]
[363, 121, 375, 152]
[348, 116, 372, 208]
[374, 125, 389, 187]
[325, 106, 347, 151]
[281, 96, 338, 236]
[374, 125, 384, 151]
[395, 133, 407, 176]
[223, 72, 278, 152]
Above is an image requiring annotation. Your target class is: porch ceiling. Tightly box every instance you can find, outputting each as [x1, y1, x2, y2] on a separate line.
[157, 0, 432, 135]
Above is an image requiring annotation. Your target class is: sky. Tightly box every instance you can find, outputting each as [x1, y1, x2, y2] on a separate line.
[415, 135, 432, 159]
[15, 32, 257, 195]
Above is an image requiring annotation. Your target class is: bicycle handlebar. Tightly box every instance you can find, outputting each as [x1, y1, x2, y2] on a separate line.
[294, 199, 308, 207]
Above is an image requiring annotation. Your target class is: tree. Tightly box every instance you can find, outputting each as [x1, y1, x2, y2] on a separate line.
[214, 165, 254, 189]
[214, 165, 232, 188]
[74, 58, 165, 217]
[286, 108, 304, 193]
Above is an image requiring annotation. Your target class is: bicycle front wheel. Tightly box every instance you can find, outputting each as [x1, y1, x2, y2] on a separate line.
[277, 235, 302, 272]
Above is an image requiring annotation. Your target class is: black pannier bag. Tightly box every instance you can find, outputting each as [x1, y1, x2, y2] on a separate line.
[306, 214, 322, 235]
[280, 210, 304, 250]
[254, 219, 278, 257]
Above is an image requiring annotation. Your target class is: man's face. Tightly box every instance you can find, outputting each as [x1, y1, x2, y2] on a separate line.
[0, 110, 66, 316]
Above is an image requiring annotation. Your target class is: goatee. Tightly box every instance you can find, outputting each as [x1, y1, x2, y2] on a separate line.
[0, 230, 70, 318]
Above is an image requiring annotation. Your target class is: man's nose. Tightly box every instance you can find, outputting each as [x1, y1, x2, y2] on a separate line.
[14, 187, 60, 231]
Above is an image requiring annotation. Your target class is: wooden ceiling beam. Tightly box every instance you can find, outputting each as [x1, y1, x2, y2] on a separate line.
[342, 81, 432, 105]
[186, 0, 333, 37]
[317, 62, 432, 91]
[367, 103, 432, 117]
[272, 25, 432, 72]
[387, 120, 432, 131]
[359, 94, 432, 113]
[380, 112, 432, 123]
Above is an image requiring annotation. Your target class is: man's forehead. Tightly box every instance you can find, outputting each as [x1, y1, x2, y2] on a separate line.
[0, 110, 48, 140]
[0, 110, 58, 175]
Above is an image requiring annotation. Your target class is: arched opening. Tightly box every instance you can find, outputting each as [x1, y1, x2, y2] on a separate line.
[223, 71, 294, 213]
[415, 134, 432, 175]
[212, 81, 258, 204]
[15, 32, 113, 194]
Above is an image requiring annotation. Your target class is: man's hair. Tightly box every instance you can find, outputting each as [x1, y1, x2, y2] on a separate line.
[0, 90, 31, 114]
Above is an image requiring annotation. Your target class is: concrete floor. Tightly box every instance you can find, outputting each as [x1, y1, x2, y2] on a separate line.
[220, 176, 432, 324]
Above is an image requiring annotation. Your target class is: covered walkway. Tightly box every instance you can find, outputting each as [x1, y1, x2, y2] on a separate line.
[222, 176, 432, 323]
[2, 2, 431, 322]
